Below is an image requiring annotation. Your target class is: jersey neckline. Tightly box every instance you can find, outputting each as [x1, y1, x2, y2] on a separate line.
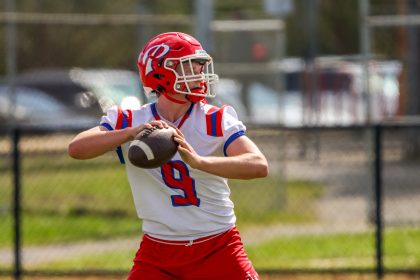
[151, 102, 194, 129]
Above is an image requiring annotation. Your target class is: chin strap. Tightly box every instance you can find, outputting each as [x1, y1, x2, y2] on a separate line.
[173, 81, 207, 103]
[163, 91, 206, 104]
[186, 94, 206, 103]
[162, 91, 189, 104]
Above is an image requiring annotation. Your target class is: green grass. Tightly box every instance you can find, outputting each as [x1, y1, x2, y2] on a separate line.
[247, 231, 375, 269]
[231, 178, 324, 225]
[0, 152, 324, 248]
[246, 227, 420, 270]
[32, 249, 137, 271]
[1, 150, 420, 272]
[22, 154, 135, 215]
[20, 227, 420, 271]
[0, 152, 137, 248]
[0, 214, 140, 247]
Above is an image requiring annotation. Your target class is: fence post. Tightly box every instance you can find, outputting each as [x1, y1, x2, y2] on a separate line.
[12, 128, 22, 280]
[373, 125, 384, 279]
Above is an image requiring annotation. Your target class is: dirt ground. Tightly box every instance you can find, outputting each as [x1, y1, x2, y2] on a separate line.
[1, 273, 420, 280]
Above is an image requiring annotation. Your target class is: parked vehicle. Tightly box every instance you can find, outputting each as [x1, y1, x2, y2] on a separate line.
[0, 85, 97, 128]
[14, 68, 143, 118]
[212, 58, 402, 126]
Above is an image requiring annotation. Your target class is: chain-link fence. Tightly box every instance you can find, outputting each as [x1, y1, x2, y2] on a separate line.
[1, 124, 420, 278]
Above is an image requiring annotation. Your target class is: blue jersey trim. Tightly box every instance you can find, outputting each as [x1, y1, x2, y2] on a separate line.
[116, 147, 125, 164]
[100, 123, 125, 164]
[121, 112, 129, 129]
[210, 113, 217, 136]
[186, 103, 194, 115]
[223, 130, 245, 156]
[151, 103, 159, 120]
[101, 123, 113, 131]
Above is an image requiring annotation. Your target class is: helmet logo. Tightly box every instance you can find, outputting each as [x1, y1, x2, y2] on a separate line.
[142, 44, 170, 75]
[195, 50, 207, 55]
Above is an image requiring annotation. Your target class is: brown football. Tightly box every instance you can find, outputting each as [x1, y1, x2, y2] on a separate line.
[128, 126, 178, 169]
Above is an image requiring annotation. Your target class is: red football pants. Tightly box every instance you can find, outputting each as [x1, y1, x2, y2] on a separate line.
[128, 226, 259, 280]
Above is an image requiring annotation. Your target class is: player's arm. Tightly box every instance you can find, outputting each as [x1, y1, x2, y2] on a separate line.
[174, 130, 268, 179]
[68, 121, 168, 160]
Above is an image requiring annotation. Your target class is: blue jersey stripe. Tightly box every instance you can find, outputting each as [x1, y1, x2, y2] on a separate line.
[100, 123, 125, 164]
[211, 112, 217, 136]
[151, 103, 160, 120]
[186, 103, 194, 115]
[121, 113, 129, 129]
[101, 123, 113, 131]
[116, 147, 125, 164]
[223, 130, 245, 156]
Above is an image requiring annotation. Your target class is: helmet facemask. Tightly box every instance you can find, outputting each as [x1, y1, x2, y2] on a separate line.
[165, 54, 219, 99]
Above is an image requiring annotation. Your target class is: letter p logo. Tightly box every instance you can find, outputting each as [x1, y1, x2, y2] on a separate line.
[141, 44, 170, 76]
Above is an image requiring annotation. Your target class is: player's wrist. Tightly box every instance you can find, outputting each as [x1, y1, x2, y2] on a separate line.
[192, 155, 207, 170]
[125, 127, 137, 141]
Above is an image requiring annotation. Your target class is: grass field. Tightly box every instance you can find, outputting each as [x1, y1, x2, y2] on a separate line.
[1, 150, 420, 273]
[0, 227, 413, 272]
[0, 152, 322, 247]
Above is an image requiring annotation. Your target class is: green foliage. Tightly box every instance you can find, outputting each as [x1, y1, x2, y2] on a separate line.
[285, 0, 359, 56]
[1, 0, 405, 76]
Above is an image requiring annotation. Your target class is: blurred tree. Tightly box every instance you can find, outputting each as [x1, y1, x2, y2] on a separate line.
[0, 0, 409, 75]
[285, 0, 359, 56]
[7, 0, 143, 72]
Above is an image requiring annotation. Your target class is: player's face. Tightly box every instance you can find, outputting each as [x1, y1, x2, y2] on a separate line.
[171, 59, 209, 102]
[176, 60, 205, 88]
[176, 61, 204, 75]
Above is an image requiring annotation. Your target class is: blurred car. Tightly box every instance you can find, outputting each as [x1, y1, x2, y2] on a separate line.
[211, 79, 247, 118]
[0, 85, 97, 128]
[14, 68, 143, 118]
[212, 79, 297, 125]
[212, 58, 402, 126]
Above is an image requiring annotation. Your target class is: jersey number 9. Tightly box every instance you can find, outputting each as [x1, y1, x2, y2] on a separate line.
[161, 160, 200, 207]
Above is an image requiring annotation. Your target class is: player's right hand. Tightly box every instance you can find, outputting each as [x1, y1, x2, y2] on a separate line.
[128, 120, 169, 140]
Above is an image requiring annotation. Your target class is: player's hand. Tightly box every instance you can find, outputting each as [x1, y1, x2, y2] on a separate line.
[128, 120, 169, 140]
[173, 128, 202, 169]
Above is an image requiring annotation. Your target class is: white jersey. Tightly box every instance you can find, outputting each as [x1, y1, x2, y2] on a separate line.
[100, 102, 246, 240]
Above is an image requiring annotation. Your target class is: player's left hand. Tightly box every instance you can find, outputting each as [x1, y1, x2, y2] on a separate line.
[173, 128, 202, 169]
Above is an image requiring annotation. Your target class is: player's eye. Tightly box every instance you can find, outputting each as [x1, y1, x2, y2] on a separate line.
[193, 59, 207, 65]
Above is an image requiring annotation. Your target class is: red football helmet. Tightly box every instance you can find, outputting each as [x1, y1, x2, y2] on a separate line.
[137, 32, 219, 103]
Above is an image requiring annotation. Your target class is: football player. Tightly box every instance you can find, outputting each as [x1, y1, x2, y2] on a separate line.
[68, 32, 268, 280]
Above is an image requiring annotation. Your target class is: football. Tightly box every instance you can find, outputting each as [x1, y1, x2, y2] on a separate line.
[128, 126, 178, 169]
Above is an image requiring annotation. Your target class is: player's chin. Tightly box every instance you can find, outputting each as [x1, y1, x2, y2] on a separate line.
[186, 89, 206, 103]
[190, 86, 205, 94]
